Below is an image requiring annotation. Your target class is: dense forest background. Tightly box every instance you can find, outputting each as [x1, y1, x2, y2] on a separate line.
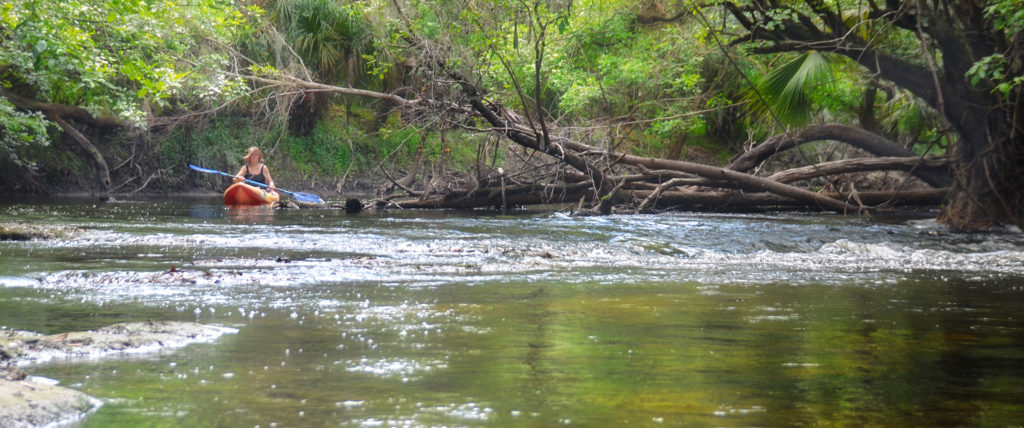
[1, 0, 1021, 230]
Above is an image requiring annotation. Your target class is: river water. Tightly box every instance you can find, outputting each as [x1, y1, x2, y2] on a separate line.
[1, 198, 1023, 427]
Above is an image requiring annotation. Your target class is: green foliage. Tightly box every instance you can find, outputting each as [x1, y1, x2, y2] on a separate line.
[0, 0, 253, 118]
[377, 126, 420, 159]
[285, 121, 355, 176]
[0, 0, 257, 176]
[747, 51, 833, 126]
[450, 0, 577, 116]
[375, 117, 485, 169]
[0, 97, 51, 167]
[965, 53, 1024, 99]
[282, 111, 485, 178]
[159, 116, 267, 174]
[557, 23, 705, 121]
[460, 0, 723, 157]
[985, 0, 1024, 35]
[877, 90, 946, 154]
[966, 54, 1008, 86]
[273, 0, 372, 82]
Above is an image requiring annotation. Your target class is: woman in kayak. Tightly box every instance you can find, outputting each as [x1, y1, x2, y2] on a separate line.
[234, 146, 276, 193]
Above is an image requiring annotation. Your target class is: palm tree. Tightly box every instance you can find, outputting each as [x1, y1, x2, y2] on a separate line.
[273, 0, 372, 133]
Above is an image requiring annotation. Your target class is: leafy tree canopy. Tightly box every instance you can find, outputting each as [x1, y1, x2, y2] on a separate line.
[0, 0, 256, 164]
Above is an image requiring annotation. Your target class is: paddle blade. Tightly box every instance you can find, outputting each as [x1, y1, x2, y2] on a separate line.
[292, 192, 325, 204]
[189, 163, 234, 178]
[188, 164, 219, 174]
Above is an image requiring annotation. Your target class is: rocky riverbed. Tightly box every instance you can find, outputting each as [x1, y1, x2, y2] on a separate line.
[1, 321, 237, 427]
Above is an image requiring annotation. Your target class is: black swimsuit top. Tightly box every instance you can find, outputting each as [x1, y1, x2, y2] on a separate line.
[244, 165, 267, 185]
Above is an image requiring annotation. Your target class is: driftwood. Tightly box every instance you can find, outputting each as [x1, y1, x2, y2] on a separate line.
[638, 188, 948, 211]
[389, 185, 942, 211]
[382, 104, 947, 214]
[447, 75, 865, 213]
[545, 134, 861, 212]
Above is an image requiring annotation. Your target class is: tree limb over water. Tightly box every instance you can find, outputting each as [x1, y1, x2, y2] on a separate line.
[236, 66, 950, 215]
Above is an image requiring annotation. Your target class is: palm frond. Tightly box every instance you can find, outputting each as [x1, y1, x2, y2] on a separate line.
[274, 0, 372, 80]
[746, 51, 833, 126]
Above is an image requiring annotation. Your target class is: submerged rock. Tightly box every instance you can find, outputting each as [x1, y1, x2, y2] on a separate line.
[0, 223, 82, 241]
[0, 372, 101, 428]
[0, 321, 238, 367]
[0, 321, 237, 427]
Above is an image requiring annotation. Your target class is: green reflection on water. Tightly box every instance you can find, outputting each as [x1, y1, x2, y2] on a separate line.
[3, 200, 1024, 426]
[10, 277, 1022, 427]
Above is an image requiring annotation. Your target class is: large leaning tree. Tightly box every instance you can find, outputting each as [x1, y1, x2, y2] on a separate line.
[717, 0, 1023, 230]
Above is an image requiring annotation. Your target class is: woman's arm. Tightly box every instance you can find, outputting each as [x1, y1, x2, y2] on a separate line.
[233, 166, 246, 183]
[263, 166, 275, 191]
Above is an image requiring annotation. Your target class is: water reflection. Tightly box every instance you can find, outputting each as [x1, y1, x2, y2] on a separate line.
[188, 204, 223, 220]
[225, 205, 276, 224]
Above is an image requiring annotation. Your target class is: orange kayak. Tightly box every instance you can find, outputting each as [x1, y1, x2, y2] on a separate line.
[223, 182, 280, 206]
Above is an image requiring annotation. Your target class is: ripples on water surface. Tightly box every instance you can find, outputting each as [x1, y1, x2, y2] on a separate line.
[1, 198, 1024, 427]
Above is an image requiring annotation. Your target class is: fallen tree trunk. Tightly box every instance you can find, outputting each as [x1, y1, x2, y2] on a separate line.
[766, 156, 949, 184]
[724, 124, 951, 188]
[549, 136, 861, 212]
[389, 181, 947, 212]
[0, 89, 123, 128]
[237, 72, 945, 217]
[453, 76, 619, 213]
[637, 188, 949, 211]
[52, 117, 111, 198]
[387, 183, 594, 209]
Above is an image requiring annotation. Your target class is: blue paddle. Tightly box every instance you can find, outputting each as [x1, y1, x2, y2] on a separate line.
[188, 164, 325, 204]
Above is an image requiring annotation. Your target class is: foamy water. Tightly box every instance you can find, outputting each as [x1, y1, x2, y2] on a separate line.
[3, 210, 1021, 307]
